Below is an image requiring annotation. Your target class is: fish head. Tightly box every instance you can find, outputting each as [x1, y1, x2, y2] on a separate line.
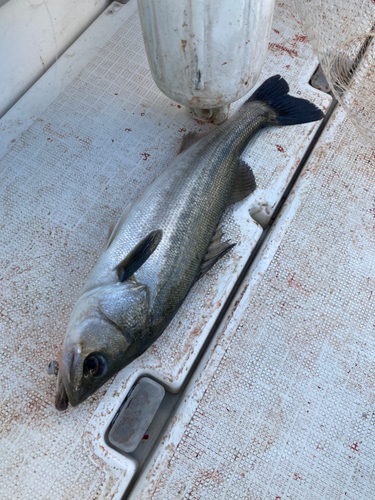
[56, 281, 150, 409]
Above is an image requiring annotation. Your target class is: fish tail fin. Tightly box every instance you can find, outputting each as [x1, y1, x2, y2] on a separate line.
[246, 74, 324, 125]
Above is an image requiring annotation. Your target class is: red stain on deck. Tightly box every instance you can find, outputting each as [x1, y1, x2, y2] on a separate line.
[141, 153, 150, 160]
[350, 442, 359, 451]
[142, 434, 149, 440]
[222, 62, 227, 65]
[276, 145, 285, 153]
[294, 34, 308, 43]
[273, 29, 280, 34]
[178, 128, 186, 133]
[69, 132, 92, 145]
[141, 113, 145, 116]
[269, 33, 308, 62]
[125, 128, 131, 132]
[269, 43, 298, 58]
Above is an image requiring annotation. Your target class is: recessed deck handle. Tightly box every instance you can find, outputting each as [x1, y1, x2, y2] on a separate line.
[108, 377, 165, 454]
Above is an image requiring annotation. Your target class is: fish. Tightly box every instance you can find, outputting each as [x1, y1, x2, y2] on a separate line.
[54, 75, 324, 410]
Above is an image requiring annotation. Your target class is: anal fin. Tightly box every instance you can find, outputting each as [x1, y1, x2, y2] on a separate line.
[228, 159, 256, 206]
[195, 225, 235, 283]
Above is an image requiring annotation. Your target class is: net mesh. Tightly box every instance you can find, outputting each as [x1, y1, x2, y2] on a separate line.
[295, 0, 375, 143]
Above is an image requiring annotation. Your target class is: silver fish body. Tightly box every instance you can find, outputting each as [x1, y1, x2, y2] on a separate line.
[55, 75, 324, 409]
[82, 103, 267, 331]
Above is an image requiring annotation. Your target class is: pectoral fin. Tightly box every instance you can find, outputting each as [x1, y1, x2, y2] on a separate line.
[115, 230, 163, 282]
[194, 225, 235, 283]
[228, 159, 256, 206]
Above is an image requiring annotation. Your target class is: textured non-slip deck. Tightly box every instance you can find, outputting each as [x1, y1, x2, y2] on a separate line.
[0, 1, 329, 498]
[131, 107, 375, 500]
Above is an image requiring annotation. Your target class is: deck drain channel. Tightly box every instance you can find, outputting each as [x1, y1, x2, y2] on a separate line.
[179, 98, 339, 414]
[185, 99, 338, 389]
[115, 93, 338, 498]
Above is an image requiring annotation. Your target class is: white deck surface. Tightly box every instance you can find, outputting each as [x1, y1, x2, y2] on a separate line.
[0, 1, 344, 498]
[132, 107, 375, 500]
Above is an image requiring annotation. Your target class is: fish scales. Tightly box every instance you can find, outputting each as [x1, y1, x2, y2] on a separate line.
[79, 103, 269, 345]
[54, 75, 324, 409]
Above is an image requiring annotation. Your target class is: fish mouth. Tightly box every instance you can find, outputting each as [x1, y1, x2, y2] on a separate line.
[55, 373, 69, 411]
[55, 374, 108, 409]
[54, 377, 89, 410]
[54, 346, 81, 411]
[54, 345, 109, 409]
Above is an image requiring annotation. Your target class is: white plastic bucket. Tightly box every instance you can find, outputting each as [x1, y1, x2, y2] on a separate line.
[137, 0, 275, 123]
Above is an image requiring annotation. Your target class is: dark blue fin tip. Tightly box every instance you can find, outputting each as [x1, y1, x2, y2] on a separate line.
[246, 74, 324, 126]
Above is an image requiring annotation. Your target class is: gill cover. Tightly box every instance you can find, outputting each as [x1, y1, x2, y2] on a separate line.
[57, 281, 151, 408]
[55, 230, 163, 410]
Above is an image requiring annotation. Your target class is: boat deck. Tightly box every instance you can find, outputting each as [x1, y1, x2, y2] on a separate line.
[1, 1, 373, 499]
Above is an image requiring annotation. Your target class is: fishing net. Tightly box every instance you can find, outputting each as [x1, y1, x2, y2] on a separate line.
[295, 0, 375, 144]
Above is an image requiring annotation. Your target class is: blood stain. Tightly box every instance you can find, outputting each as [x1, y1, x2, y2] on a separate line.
[269, 43, 298, 58]
[294, 34, 308, 43]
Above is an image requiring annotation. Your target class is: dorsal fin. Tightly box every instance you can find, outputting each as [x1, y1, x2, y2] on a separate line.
[228, 159, 256, 206]
[106, 202, 133, 249]
[114, 230, 163, 282]
[178, 131, 208, 154]
[194, 224, 235, 283]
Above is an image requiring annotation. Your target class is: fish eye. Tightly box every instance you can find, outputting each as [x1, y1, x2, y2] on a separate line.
[83, 354, 107, 378]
